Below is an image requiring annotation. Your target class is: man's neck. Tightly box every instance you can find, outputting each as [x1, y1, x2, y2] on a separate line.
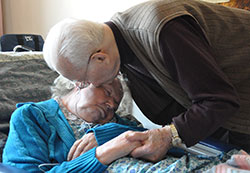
[103, 24, 120, 61]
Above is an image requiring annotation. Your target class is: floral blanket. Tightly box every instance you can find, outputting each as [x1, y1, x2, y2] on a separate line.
[105, 149, 246, 173]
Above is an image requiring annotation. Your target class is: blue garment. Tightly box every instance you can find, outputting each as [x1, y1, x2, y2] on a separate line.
[2, 99, 144, 173]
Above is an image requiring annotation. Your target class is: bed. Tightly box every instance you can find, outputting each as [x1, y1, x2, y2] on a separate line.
[1, 1, 250, 171]
[0, 51, 248, 172]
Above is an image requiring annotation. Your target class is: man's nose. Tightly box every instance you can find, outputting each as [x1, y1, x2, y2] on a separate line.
[92, 79, 114, 88]
[92, 82, 101, 87]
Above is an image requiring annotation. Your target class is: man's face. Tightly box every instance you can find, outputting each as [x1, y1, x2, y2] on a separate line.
[58, 46, 121, 88]
[87, 52, 121, 87]
[74, 78, 123, 124]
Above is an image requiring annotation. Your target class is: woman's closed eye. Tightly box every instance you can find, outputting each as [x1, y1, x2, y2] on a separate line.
[104, 88, 111, 97]
[105, 103, 111, 110]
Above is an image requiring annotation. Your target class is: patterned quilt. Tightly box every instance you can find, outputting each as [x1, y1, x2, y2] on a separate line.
[105, 150, 241, 173]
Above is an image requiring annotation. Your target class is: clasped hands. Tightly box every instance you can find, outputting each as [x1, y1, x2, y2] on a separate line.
[67, 126, 172, 164]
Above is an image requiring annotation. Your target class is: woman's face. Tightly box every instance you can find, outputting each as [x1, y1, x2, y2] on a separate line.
[73, 78, 123, 124]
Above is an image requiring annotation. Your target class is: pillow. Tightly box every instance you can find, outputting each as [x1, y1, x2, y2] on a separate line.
[116, 74, 133, 117]
[0, 132, 7, 162]
[0, 52, 58, 134]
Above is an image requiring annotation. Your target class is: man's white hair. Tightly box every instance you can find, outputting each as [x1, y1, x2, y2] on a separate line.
[43, 18, 104, 71]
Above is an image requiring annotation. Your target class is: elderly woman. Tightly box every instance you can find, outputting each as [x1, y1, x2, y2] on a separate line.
[2, 76, 144, 172]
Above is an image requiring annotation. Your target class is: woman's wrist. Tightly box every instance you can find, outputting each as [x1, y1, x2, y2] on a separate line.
[96, 145, 113, 165]
[95, 131, 142, 165]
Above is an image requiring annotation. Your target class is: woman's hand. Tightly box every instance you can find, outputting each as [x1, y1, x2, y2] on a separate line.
[67, 133, 97, 161]
[95, 130, 143, 165]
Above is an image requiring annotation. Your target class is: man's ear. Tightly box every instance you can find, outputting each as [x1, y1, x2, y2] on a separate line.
[91, 52, 107, 63]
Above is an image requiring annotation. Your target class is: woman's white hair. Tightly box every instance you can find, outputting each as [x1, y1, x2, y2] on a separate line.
[51, 74, 134, 118]
[51, 75, 75, 99]
[43, 18, 104, 71]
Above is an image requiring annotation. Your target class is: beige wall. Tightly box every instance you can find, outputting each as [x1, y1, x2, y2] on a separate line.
[2, 0, 146, 39]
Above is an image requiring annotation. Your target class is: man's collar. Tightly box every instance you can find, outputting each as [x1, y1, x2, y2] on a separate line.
[105, 21, 135, 65]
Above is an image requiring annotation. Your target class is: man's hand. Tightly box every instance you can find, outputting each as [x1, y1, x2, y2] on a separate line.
[67, 133, 97, 161]
[96, 130, 143, 165]
[128, 126, 172, 162]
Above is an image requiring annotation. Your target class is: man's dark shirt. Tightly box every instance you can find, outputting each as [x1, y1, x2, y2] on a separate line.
[106, 16, 239, 146]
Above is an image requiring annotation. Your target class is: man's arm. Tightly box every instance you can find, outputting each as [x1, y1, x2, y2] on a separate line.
[128, 16, 240, 162]
[159, 16, 240, 146]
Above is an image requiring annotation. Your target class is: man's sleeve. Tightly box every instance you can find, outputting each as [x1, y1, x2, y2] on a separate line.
[159, 16, 240, 146]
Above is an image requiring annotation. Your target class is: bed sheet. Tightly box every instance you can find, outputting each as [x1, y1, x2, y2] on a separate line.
[105, 149, 239, 173]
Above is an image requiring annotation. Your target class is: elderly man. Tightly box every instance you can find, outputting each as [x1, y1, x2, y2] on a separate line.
[2, 76, 145, 172]
[43, 0, 250, 161]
